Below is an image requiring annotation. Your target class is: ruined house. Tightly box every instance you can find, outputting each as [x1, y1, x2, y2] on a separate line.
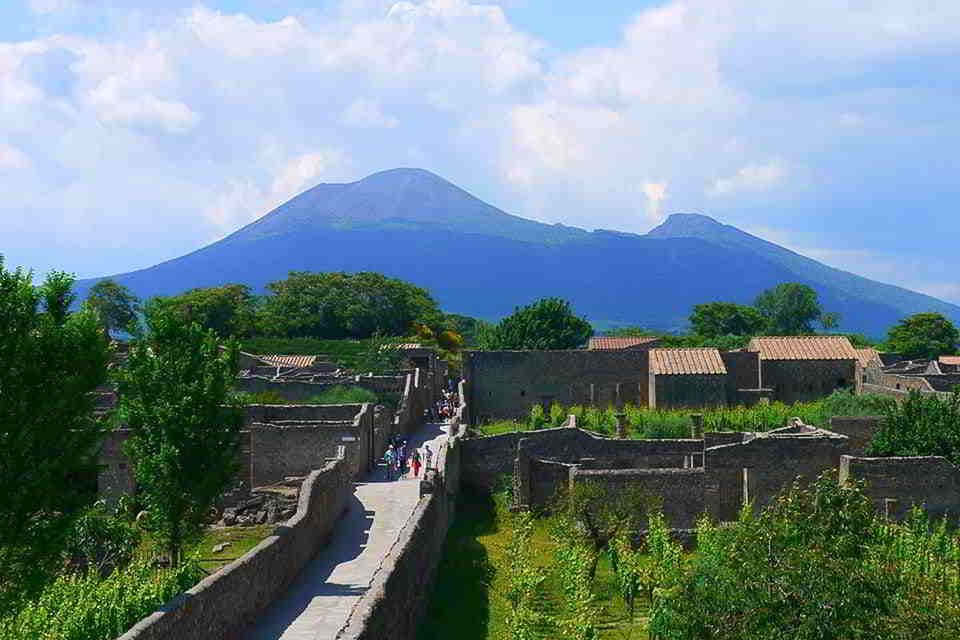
[747, 336, 859, 403]
[648, 348, 727, 409]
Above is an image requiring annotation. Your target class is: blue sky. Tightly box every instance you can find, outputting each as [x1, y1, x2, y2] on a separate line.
[2, 0, 959, 305]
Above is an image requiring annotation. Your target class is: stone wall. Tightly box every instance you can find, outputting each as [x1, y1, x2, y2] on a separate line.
[464, 350, 649, 422]
[721, 351, 761, 398]
[336, 414, 463, 640]
[243, 403, 361, 426]
[98, 429, 134, 507]
[570, 468, 706, 529]
[651, 374, 726, 409]
[115, 452, 352, 640]
[460, 426, 703, 491]
[705, 430, 850, 520]
[828, 416, 883, 456]
[760, 359, 858, 404]
[840, 455, 960, 520]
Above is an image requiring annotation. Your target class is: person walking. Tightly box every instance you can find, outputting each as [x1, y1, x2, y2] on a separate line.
[410, 447, 422, 478]
[384, 445, 396, 481]
[423, 443, 433, 471]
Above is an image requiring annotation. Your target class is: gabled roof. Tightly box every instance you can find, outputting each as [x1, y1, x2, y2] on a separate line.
[748, 336, 858, 361]
[588, 336, 660, 350]
[258, 354, 318, 369]
[855, 348, 882, 368]
[650, 348, 727, 375]
[940, 356, 960, 366]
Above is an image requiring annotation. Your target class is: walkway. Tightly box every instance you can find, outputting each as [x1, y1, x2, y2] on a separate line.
[241, 421, 449, 640]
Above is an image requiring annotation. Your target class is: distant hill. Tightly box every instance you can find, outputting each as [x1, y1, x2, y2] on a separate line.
[75, 168, 960, 338]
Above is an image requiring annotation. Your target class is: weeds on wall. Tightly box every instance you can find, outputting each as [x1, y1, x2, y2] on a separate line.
[477, 390, 891, 438]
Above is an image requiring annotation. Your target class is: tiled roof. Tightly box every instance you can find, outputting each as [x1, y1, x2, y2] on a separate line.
[748, 336, 858, 361]
[259, 354, 318, 369]
[650, 348, 727, 375]
[855, 348, 882, 368]
[940, 356, 960, 366]
[588, 336, 660, 350]
[381, 343, 425, 350]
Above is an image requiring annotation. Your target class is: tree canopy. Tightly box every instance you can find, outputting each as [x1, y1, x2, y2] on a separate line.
[754, 283, 837, 335]
[147, 284, 258, 338]
[116, 311, 242, 564]
[885, 312, 958, 359]
[85, 279, 140, 336]
[0, 260, 111, 604]
[689, 302, 767, 337]
[485, 297, 593, 350]
[263, 271, 441, 339]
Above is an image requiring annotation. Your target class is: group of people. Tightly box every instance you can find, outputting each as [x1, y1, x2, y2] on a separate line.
[427, 387, 460, 422]
[383, 435, 432, 481]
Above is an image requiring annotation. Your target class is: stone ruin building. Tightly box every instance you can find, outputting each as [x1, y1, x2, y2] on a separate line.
[464, 335, 862, 422]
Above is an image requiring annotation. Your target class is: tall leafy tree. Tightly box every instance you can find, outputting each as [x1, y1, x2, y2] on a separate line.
[486, 297, 593, 350]
[264, 271, 441, 339]
[754, 283, 836, 335]
[148, 283, 258, 338]
[885, 312, 959, 359]
[0, 260, 110, 604]
[116, 310, 242, 564]
[689, 302, 767, 337]
[85, 278, 141, 336]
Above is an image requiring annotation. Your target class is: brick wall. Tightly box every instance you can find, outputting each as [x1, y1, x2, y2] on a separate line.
[116, 452, 353, 640]
[464, 350, 649, 422]
[840, 455, 960, 520]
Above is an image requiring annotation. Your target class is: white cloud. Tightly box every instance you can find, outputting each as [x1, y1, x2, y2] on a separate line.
[708, 162, 787, 197]
[0, 143, 31, 170]
[341, 98, 398, 129]
[1, 0, 960, 290]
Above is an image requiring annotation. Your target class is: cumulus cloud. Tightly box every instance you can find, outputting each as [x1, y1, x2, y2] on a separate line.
[708, 162, 787, 197]
[1, 0, 960, 291]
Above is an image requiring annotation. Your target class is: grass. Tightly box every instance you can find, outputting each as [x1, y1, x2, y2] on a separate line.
[474, 390, 891, 439]
[194, 524, 276, 572]
[418, 488, 650, 640]
[232, 386, 379, 406]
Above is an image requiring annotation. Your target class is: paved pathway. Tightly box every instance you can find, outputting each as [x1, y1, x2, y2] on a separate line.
[241, 421, 449, 640]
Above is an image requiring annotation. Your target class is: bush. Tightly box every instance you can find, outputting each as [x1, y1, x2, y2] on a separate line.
[308, 385, 378, 405]
[867, 388, 960, 466]
[63, 501, 141, 576]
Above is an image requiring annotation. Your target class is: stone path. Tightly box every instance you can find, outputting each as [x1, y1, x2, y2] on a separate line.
[241, 421, 449, 640]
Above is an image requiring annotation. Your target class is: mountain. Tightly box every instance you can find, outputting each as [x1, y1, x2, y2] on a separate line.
[74, 168, 960, 337]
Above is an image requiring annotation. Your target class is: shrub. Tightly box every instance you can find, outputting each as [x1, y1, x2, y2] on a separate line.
[867, 388, 960, 466]
[308, 385, 378, 405]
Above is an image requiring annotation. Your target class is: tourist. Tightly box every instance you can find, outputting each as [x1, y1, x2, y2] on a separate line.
[411, 447, 422, 478]
[384, 445, 395, 481]
[423, 443, 433, 470]
[398, 440, 408, 476]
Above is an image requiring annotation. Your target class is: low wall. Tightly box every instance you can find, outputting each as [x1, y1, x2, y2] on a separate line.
[570, 468, 706, 530]
[116, 452, 353, 640]
[840, 455, 960, 520]
[336, 421, 462, 640]
[243, 403, 362, 427]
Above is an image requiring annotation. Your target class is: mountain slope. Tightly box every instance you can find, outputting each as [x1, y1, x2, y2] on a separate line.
[647, 213, 958, 325]
[74, 169, 960, 337]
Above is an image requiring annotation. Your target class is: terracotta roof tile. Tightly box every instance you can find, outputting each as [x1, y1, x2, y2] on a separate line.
[259, 354, 318, 369]
[748, 336, 858, 361]
[940, 356, 960, 366]
[855, 348, 882, 368]
[650, 348, 727, 375]
[588, 336, 661, 350]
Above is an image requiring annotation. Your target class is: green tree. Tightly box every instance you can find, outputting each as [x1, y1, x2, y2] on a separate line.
[885, 312, 959, 359]
[85, 279, 141, 336]
[148, 283, 258, 338]
[116, 311, 242, 565]
[689, 301, 767, 337]
[754, 282, 835, 335]
[264, 271, 441, 339]
[867, 388, 960, 466]
[486, 297, 593, 350]
[0, 260, 111, 604]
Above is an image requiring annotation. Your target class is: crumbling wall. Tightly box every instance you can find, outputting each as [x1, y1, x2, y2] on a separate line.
[840, 455, 960, 520]
[570, 468, 706, 530]
[115, 452, 353, 640]
[243, 403, 361, 427]
[761, 359, 857, 403]
[652, 374, 726, 409]
[828, 416, 883, 456]
[721, 351, 761, 398]
[463, 350, 649, 422]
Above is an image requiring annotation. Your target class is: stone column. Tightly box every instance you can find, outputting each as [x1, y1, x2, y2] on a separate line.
[690, 413, 704, 438]
[615, 412, 628, 439]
